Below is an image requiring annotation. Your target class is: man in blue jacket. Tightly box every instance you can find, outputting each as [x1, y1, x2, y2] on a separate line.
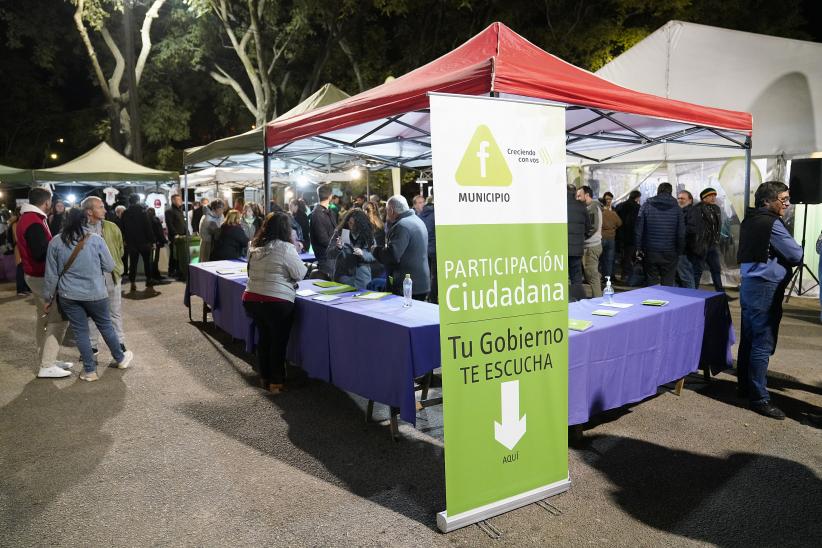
[736, 181, 803, 420]
[634, 182, 685, 286]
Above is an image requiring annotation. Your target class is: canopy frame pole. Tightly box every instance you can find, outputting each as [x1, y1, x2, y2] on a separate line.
[743, 136, 752, 216]
[183, 166, 189, 232]
[264, 146, 271, 212]
[589, 109, 652, 142]
[706, 127, 748, 148]
[566, 150, 601, 163]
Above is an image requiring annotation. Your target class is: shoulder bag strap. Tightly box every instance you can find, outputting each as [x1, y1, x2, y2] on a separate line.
[60, 234, 90, 278]
[50, 234, 90, 304]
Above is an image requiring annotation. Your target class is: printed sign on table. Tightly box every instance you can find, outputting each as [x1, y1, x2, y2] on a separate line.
[430, 94, 569, 532]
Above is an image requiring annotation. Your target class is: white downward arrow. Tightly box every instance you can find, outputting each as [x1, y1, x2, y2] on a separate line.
[494, 380, 527, 450]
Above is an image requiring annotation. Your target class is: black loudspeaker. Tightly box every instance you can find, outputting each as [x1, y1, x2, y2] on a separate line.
[789, 158, 822, 205]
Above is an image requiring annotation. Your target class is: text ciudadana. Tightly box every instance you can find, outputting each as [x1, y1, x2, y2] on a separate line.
[442, 252, 565, 313]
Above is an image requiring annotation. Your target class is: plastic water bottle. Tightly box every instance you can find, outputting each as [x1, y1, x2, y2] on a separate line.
[603, 276, 614, 305]
[403, 274, 413, 307]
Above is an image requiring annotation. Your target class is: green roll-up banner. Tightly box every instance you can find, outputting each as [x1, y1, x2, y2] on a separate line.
[430, 94, 570, 532]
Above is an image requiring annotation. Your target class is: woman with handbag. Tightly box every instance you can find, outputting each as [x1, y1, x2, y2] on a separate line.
[43, 208, 133, 381]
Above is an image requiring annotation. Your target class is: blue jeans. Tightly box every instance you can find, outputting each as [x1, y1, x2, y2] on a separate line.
[60, 297, 125, 373]
[599, 239, 616, 280]
[737, 277, 778, 404]
[690, 247, 724, 291]
[676, 255, 695, 289]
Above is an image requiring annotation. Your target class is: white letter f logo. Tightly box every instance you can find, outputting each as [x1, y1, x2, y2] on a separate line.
[476, 140, 490, 178]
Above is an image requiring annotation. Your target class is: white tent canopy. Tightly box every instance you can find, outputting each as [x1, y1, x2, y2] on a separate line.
[590, 20, 822, 164]
[180, 166, 358, 189]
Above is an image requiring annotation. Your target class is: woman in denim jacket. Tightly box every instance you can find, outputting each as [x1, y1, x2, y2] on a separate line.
[43, 208, 133, 381]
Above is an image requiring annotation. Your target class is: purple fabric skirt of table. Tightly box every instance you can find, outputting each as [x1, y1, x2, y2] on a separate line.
[187, 263, 439, 424]
[186, 262, 733, 427]
[568, 286, 710, 424]
[0, 254, 15, 282]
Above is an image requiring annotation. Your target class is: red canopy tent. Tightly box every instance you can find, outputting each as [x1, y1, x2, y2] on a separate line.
[263, 22, 752, 194]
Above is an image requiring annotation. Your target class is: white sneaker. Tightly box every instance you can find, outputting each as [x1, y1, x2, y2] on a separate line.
[55, 361, 74, 370]
[111, 350, 133, 370]
[79, 370, 99, 382]
[37, 365, 72, 378]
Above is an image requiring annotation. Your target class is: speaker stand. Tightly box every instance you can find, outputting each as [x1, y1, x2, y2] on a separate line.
[785, 203, 820, 302]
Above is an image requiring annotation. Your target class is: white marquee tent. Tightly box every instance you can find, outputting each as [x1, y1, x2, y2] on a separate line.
[594, 20, 822, 163]
[585, 21, 822, 295]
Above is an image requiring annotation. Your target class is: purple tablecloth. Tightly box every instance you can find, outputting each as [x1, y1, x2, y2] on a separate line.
[316, 286, 440, 424]
[187, 263, 440, 424]
[187, 264, 732, 428]
[568, 286, 707, 425]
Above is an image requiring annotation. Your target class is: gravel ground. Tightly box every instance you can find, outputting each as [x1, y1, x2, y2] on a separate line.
[0, 280, 820, 547]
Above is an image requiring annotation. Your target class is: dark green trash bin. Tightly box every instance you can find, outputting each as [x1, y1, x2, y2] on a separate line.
[175, 235, 201, 281]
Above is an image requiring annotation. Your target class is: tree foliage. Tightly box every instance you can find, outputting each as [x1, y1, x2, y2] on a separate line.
[0, 0, 817, 171]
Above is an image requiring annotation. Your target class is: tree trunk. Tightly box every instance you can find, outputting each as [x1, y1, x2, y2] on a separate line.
[300, 32, 334, 102]
[338, 38, 364, 92]
[123, 0, 142, 162]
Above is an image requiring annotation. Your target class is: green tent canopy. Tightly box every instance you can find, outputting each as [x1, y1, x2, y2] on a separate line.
[184, 83, 350, 168]
[0, 163, 33, 186]
[33, 142, 177, 184]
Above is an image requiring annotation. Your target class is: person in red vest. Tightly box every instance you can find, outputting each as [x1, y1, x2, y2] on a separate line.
[16, 187, 72, 378]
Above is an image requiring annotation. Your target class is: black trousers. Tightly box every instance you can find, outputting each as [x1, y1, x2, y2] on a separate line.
[568, 255, 585, 302]
[151, 244, 163, 279]
[620, 244, 636, 282]
[643, 250, 678, 287]
[168, 237, 178, 276]
[428, 255, 438, 304]
[127, 245, 153, 285]
[243, 300, 295, 384]
[16, 263, 30, 294]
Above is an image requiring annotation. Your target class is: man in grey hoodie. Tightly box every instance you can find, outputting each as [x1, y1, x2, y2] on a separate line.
[577, 186, 603, 298]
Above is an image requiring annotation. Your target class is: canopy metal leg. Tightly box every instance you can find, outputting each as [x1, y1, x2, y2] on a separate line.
[743, 137, 752, 216]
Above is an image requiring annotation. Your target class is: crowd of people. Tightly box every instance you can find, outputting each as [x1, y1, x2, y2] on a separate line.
[567, 181, 740, 299]
[180, 185, 438, 393]
[15, 188, 133, 381]
[566, 180, 811, 420]
[7, 178, 815, 422]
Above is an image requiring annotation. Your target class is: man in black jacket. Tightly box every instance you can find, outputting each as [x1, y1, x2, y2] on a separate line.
[615, 190, 641, 283]
[567, 185, 592, 301]
[164, 194, 187, 279]
[635, 182, 685, 286]
[676, 190, 696, 289]
[737, 181, 803, 419]
[191, 197, 208, 235]
[688, 187, 725, 292]
[309, 184, 337, 277]
[121, 194, 155, 292]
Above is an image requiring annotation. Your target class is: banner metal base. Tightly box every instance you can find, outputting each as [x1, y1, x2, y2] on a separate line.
[436, 477, 571, 533]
